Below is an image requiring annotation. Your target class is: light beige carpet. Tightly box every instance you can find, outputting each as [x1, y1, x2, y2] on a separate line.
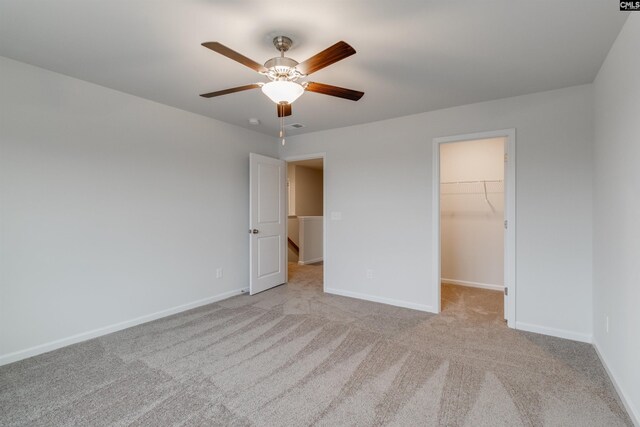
[0, 263, 632, 426]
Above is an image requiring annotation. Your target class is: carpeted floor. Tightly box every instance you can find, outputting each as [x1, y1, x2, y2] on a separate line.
[0, 263, 632, 426]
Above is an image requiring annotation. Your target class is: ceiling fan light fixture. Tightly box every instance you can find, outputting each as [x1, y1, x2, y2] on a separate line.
[261, 81, 304, 104]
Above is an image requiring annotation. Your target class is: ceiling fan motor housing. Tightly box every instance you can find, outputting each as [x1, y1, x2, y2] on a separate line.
[264, 56, 300, 80]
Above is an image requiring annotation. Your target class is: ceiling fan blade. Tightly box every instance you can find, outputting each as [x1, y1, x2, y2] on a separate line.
[200, 84, 261, 98]
[295, 41, 356, 75]
[277, 103, 292, 117]
[305, 82, 364, 101]
[202, 42, 267, 73]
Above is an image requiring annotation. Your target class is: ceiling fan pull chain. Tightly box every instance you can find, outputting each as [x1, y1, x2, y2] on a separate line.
[280, 116, 286, 146]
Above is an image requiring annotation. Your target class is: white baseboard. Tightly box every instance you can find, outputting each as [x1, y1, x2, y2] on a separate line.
[441, 278, 504, 291]
[298, 257, 323, 265]
[593, 340, 640, 426]
[0, 287, 248, 367]
[325, 287, 435, 313]
[515, 321, 592, 343]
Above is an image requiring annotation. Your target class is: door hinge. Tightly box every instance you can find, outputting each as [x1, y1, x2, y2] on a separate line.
[504, 153, 508, 162]
[504, 220, 508, 229]
[504, 287, 508, 296]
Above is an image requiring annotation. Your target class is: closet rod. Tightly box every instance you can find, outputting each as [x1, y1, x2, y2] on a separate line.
[440, 179, 503, 185]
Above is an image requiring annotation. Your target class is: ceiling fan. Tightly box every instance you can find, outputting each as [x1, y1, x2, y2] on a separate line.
[199, 36, 364, 120]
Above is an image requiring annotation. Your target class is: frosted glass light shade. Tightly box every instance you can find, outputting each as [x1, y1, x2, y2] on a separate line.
[261, 81, 304, 104]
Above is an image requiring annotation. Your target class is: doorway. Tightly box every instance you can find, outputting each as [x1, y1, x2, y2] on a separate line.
[284, 154, 326, 290]
[432, 130, 516, 327]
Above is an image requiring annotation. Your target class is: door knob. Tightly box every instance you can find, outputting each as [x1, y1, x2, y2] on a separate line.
[249, 229, 259, 234]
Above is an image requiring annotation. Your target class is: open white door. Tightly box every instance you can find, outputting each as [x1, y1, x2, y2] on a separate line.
[249, 153, 286, 295]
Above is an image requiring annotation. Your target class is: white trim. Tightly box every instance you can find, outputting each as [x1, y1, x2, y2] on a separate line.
[432, 141, 441, 313]
[325, 287, 435, 313]
[298, 257, 323, 265]
[515, 321, 592, 343]
[0, 287, 248, 367]
[432, 129, 517, 328]
[441, 278, 504, 291]
[281, 152, 327, 292]
[593, 340, 640, 426]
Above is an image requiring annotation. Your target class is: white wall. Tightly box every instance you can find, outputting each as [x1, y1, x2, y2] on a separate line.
[593, 15, 640, 425]
[0, 57, 277, 363]
[280, 84, 593, 341]
[440, 138, 504, 289]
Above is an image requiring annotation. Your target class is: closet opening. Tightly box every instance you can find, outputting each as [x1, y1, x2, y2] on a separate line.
[286, 156, 325, 290]
[433, 130, 516, 328]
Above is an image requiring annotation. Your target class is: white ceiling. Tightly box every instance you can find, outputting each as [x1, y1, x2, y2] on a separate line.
[0, 1, 628, 137]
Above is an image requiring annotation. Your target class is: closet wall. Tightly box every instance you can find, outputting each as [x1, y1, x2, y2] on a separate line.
[441, 138, 505, 290]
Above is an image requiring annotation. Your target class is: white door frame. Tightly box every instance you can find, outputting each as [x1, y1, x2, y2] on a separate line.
[281, 152, 327, 292]
[432, 129, 516, 328]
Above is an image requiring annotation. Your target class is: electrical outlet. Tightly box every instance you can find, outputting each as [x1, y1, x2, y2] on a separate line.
[216, 268, 223, 279]
[606, 315, 609, 333]
[366, 269, 374, 279]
